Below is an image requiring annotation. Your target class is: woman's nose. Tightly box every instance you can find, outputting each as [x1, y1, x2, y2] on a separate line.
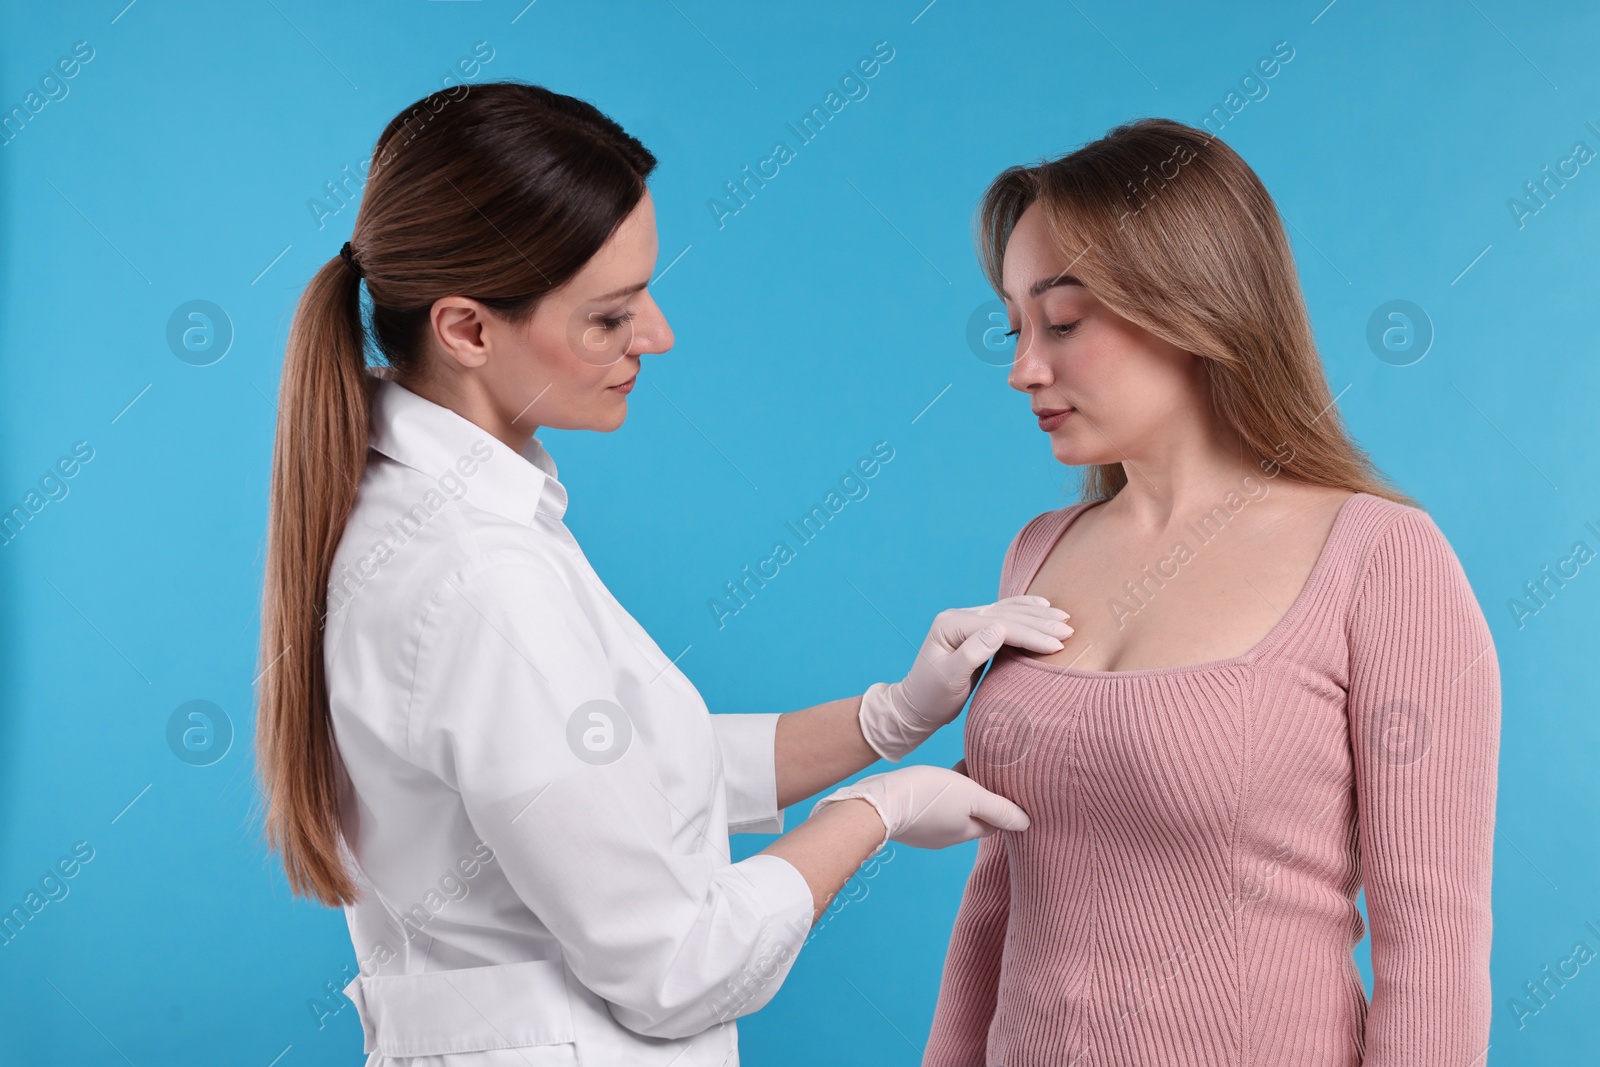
[630, 292, 673, 355]
[1008, 330, 1050, 392]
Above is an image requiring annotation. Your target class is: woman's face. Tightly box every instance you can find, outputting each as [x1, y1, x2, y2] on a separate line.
[427, 189, 673, 442]
[999, 201, 1205, 468]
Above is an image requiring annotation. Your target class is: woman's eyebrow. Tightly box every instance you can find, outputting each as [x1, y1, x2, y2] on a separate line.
[998, 274, 1084, 301]
[1029, 273, 1083, 297]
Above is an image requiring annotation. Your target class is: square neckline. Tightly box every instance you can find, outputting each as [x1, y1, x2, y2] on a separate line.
[1005, 490, 1368, 681]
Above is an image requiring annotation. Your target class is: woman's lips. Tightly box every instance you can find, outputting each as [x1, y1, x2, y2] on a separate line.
[609, 374, 637, 395]
[1036, 406, 1074, 431]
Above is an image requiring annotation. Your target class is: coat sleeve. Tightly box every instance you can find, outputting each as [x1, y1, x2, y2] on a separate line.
[921, 831, 1011, 1066]
[405, 555, 816, 1040]
[708, 712, 786, 835]
[1345, 508, 1500, 1065]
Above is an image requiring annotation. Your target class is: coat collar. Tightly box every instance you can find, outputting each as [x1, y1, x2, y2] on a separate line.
[364, 365, 569, 527]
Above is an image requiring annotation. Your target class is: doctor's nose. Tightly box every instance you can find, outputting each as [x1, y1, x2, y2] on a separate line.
[630, 291, 673, 356]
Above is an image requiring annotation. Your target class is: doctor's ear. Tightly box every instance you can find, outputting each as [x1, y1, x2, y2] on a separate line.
[429, 296, 494, 371]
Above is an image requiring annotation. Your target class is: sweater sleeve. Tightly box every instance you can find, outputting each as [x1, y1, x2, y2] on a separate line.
[923, 515, 1036, 1065]
[1345, 508, 1499, 1065]
[922, 830, 1011, 1067]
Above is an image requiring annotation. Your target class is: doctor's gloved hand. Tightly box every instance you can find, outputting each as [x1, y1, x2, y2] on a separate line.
[857, 595, 1071, 761]
[810, 764, 1030, 851]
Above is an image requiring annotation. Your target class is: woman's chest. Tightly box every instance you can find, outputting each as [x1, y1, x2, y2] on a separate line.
[964, 653, 1350, 837]
[1021, 539, 1325, 674]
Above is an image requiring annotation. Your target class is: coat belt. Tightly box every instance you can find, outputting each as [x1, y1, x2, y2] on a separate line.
[343, 959, 575, 1056]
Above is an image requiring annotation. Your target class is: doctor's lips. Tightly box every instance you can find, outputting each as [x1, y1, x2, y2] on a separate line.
[608, 373, 638, 395]
[1035, 405, 1075, 431]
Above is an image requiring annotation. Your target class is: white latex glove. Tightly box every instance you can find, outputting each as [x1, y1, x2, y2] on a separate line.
[810, 764, 1030, 851]
[858, 594, 1071, 761]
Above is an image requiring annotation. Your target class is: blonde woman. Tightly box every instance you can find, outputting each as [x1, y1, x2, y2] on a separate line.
[924, 119, 1499, 1066]
[253, 80, 1067, 1066]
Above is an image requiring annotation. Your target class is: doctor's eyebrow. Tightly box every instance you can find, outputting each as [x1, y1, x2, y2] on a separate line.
[591, 280, 651, 302]
[1000, 274, 1085, 302]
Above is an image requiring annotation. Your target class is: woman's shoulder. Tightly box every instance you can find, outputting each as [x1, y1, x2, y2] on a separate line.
[1332, 492, 1491, 638]
[1339, 492, 1458, 575]
[1241, 481, 1445, 570]
[997, 501, 1098, 598]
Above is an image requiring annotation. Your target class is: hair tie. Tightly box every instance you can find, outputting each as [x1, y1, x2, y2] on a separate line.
[339, 240, 364, 279]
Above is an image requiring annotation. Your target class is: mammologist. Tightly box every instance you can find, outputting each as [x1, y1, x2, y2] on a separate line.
[253, 80, 1072, 1066]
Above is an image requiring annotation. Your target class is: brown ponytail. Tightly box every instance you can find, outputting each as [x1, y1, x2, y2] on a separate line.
[256, 81, 656, 906]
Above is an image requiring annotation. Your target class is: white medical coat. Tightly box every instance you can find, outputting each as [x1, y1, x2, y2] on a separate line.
[323, 367, 816, 1065]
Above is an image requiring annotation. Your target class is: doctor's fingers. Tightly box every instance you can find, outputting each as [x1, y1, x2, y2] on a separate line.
[895, 774, 1030, 848]
[930, 602, 1072, 652]
[911, 624, 1040, 698]
[932, 778, 1030, 837]
[963, 594, 1072, 622]
[939, 617, 1070, 677]
[981, 594, 1072, 619]
[965, 784, 1030, 832]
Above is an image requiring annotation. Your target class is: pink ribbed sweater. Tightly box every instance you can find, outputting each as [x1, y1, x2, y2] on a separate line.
[923, 492, 1500, 1067]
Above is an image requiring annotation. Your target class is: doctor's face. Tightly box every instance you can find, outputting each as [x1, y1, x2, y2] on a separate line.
[436, 190, 674, 440]
[1000, 202, 1204, 469]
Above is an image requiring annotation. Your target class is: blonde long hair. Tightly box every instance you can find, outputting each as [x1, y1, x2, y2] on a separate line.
[977, 117, 1417, 509]
[256, 81, 656, 907]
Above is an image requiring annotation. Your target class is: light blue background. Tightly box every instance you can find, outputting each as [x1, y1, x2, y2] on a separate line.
[2, 0, 1597, 1063]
